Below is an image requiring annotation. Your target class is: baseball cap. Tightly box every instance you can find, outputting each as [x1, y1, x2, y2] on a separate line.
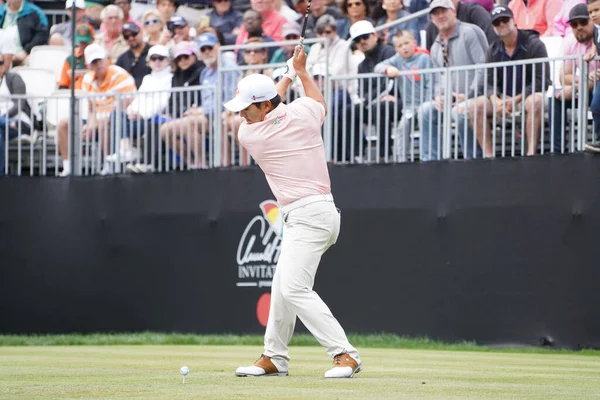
[349, 20, 375, 41]
[429, 0, 455, 13]
[84, 43, 107, 64]
[169, 15, 188, 28]
[197, 33, 218, 49]
[224, 74, 278, 112]
[490, 5, 514, 23]
[282, 21, 301, 38]
[74, 24, 94, 44]
[568, 3, 590, 23]
[66, 0, 86, 9]
[147, 44, 170, 59]
[121, 22, 140, 34]
[173, 41, 196, 58]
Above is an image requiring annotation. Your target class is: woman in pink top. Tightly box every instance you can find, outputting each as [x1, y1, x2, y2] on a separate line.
[225, 46, 362, 379]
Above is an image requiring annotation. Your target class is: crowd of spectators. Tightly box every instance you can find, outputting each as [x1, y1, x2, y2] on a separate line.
[1, 0, 600, 175]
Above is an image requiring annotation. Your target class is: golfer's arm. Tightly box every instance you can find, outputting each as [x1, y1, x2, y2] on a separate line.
[275, 77, 293, 100]
[298, 70, 327, 115]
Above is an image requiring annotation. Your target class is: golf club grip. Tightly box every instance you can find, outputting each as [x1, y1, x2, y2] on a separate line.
[299, 0, 312, 46]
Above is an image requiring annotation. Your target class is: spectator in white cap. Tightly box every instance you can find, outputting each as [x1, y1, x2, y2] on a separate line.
[343, 19, 400, 162]
[93, 4, 129, 62]
[49, 0, 90, 47]
[107, 44, 173, 173]
[57, 43, 136, 176]
[159, 40, 205, 169]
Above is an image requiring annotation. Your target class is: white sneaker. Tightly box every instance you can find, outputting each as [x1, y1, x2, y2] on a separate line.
[59, 169, 71, 177]
[235, 355, 288, 377]
[324, 352, 362, 378]
[100, 161, 114, 176]
[106, 149, 139, 163]
[126, 163, 154, 174]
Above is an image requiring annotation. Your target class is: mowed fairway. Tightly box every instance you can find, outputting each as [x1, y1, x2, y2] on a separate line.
[1, 345, 599, 399]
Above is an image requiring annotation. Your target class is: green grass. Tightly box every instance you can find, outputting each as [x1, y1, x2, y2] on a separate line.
[1, 333, 599, 355]
[1, 345, 599, 399]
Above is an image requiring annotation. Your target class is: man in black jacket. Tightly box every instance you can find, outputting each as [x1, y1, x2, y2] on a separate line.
[343, 20, 400, 162]
[116, 22, 151, 88]
[425, 0, 497, 50]
[467, 5, 550, 157]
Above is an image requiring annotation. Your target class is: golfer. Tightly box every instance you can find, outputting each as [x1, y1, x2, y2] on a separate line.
[226, 45, 362, 379]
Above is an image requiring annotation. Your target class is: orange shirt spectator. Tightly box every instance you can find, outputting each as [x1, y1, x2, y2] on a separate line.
[508, 0, 562, 35]
[81, 45, 136, 118]
[58, 24, 95, 90]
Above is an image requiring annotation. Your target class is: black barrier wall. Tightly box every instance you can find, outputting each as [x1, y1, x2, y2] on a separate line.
[1, 154, 600, 349]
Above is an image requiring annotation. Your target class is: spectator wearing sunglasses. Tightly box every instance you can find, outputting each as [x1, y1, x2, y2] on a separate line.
[552, 0, 586, 37]
[208, 0, 243, 45]
[93, 5, 129, 62]
[160, 41, 205, 168]
[550, 3, 597, 153]
[107, 45, 173, 173]
[337, 0, 371, 40]
[141, 9, 165, 46]
[299, 0, 343, 39]
[115, 22, 151, 88]
[420, 0, 487, 161]
[307, 16, 357, 98]
[468, 5, 549, 157]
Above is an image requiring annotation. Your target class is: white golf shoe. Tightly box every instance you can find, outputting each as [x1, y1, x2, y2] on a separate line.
[324, 352, 362, 378]
[235, 355, 288, 377]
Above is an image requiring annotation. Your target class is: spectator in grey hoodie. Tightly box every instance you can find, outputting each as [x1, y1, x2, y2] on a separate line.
[375, 30, 432, 162]
[419, 0, 488, 161]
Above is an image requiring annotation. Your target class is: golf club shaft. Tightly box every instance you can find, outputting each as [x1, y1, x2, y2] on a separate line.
[299, 0, 312, 46]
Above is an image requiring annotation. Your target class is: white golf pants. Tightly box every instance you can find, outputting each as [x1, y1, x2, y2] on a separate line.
[263, 194, 359, 368]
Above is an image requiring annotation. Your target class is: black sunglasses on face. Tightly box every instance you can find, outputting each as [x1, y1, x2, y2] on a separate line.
[200, 46, 214, 53]
[123, 32, 138, 40]
[492, 17, 510, 26]
[353, 33, 371, 43]
[150, 55, 166, 61]
[286, 34, 300, 40]
[318, 29, 333, 35]
[176, 54, 191, 62]
[569, 19, 589, 29]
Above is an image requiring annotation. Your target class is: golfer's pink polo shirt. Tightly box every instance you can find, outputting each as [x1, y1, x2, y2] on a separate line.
[238, 97, 331, 206]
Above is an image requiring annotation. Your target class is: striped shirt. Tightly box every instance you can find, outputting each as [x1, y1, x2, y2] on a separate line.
[81, 65, 136, 118]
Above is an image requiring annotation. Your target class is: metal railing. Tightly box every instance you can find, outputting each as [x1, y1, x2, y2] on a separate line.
[3, 55, 599, 176]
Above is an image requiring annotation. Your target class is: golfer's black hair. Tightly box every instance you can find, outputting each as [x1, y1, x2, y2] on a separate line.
[254, 94, 281, 110]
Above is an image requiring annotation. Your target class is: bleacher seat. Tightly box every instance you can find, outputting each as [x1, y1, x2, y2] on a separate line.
[540, 36, 564, 96]
[11, 67, 57, 142]
[28, 45, 70, 83]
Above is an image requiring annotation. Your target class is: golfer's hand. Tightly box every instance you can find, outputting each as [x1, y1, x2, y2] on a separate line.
[292, 45, 307, 74]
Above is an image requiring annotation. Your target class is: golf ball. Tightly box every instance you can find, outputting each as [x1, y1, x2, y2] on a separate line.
[180, 366, 189, 376]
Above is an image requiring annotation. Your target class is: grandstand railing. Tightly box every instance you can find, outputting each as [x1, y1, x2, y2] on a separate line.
[2, 55, 596, 176]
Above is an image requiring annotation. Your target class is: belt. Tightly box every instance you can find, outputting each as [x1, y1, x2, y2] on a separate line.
[281, 193, 334, 215]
